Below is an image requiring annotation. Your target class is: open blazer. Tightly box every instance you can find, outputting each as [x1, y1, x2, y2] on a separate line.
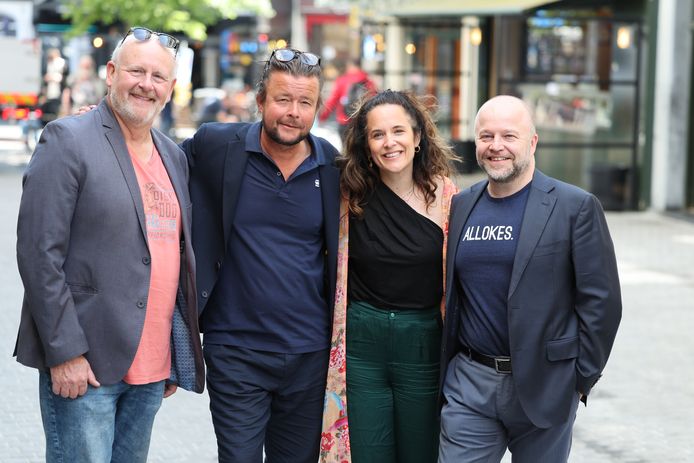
[442, 169, 622, 427]
[15, 100, 204, 392]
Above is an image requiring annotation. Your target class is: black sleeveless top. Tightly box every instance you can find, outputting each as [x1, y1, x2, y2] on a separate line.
[348, 181, 443, 310]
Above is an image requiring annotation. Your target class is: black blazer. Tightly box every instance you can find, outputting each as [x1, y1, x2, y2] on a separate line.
[441, 170, 622, 428]
[181, 121, 341, 317]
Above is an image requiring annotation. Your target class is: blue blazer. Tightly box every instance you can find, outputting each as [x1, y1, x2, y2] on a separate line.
[181, 121, 341, 316]
[441, 170, 622, 427]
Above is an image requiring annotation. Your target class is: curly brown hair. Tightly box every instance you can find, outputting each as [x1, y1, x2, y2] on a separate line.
[338, 89, 458, 216]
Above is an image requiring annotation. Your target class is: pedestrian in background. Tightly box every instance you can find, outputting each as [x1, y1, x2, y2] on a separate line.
[41, 47, 68, 123]
[181, 47, 340, 463]
[319, 58, 377, 142]
[60, 54, 105, 116]
[321, 90, 458, 463]
[14, 27, 204, 462]
[439, 95, 622, 462]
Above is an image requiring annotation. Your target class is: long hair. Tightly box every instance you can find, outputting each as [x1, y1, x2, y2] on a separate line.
[338, 89, 457, 217]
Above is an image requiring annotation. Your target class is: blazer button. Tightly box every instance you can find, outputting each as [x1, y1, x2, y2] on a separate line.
[201, 291, 209, 298]
[215, 261, 222, 271]
[137, 300, 145, 309]
[142, 256, 151, 265]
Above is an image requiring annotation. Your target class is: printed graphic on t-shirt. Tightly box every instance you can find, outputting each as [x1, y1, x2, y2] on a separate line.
[142, 182, 178, 242]
[462, 225, 514, 241]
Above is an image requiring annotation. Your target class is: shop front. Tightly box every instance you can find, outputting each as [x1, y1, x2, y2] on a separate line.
[364, 0, 647, 210]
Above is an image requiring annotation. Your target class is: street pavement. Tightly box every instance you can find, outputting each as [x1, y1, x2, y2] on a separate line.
[1, 147, 693, 462]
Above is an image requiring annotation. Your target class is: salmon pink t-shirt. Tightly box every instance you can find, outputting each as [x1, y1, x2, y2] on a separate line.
[124, 146, 182, 385]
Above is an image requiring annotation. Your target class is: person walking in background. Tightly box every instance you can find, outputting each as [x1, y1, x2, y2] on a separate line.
[321, 90, 458, 463]
[181, 48, 340, 463]
[14, 27, 204, 462]
[319, 58, 376, 142]
[438, 95, 622, 462]
[61, 54, 106, 115]
[41, 47, 68, 123]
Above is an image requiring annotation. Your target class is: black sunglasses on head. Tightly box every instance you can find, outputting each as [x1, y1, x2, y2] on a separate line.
[269, 48, 321, 67]
[120, 27, 180, 54]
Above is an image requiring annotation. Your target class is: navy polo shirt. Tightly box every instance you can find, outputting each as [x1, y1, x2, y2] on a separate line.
[201, 125, 329, 353]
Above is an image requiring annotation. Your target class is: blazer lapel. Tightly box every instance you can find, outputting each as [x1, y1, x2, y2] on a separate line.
[508, 171, 557, 298]
[319, 160, 340, 310]
[445, 182, 486, 304]
[99, 102, 148, 244]
[222, 139, 249, 247]
[154, 131, 189, 237]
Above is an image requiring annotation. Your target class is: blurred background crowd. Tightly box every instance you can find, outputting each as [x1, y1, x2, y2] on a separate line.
[0, 0, 693, 216]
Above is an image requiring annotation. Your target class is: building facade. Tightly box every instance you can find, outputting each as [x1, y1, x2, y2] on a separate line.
[345, 0, 693, 213]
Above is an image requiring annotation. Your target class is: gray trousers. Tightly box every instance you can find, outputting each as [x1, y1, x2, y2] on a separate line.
[439, 352, 579, 463]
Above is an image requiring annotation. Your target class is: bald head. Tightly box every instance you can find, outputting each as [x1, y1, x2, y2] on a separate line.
[474, 95, 539, 197]
[474, 95, 536, 137]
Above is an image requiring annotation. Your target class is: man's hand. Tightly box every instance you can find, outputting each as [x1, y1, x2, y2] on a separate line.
[75, 104, 97, 116]
[50, 355, 100, 399]
[164, 383, 178, 398]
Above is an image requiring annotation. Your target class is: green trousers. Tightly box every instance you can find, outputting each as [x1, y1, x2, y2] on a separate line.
[346, 301, 442, 463]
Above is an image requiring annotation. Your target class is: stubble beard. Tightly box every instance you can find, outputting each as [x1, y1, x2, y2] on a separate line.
[479, 153, 532, 184]
[261, 117, 310, 147]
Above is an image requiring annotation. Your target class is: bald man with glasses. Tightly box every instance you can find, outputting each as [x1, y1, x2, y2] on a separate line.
[181, 47, 340, 462]
[14, 27, 204, 462]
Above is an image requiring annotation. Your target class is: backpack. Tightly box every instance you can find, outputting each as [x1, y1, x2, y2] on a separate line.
[341, 78, 370, 117]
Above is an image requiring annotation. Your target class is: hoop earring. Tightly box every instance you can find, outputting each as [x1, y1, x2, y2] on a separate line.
[414, 145, 421, 153]
[368, 157, 373, 168]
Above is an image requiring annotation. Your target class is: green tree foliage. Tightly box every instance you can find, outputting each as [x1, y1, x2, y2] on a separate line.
[63, 0, 275, 40]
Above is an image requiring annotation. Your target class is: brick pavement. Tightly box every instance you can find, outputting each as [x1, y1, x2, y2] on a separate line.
[1, 165, 693, 462]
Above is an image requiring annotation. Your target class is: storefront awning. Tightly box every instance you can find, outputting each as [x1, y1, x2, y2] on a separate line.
[391, 0, 561, 17]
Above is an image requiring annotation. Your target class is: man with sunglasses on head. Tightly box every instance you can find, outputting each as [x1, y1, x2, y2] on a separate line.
[181, 48, 340, 462]
[14, 27, 204, 462]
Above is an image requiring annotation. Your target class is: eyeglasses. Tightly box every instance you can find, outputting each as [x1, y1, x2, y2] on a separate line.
[120, 27, 180, 54]
[269, 48, 321, 67]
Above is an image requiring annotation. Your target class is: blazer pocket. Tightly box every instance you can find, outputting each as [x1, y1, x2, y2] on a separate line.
[67, 283, 98, 295]
[546, 336, 579, 361]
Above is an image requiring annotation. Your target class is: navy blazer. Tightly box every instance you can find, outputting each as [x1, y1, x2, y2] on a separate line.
[15, 100, 204, 392]
[442, 170, 622, 428]
[181, 121, 341, 317]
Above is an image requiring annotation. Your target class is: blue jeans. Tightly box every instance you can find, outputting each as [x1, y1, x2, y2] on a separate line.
[39, 371, 165, 463]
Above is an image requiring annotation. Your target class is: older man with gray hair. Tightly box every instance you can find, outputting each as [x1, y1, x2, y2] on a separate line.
[14, 27, 204, 462]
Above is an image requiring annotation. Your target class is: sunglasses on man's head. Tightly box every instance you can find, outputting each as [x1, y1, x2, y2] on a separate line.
[120, 27, 180, 54]
[269, 48, 321, 67]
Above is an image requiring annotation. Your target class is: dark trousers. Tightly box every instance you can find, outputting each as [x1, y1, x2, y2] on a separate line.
[346, 301, 441, 463]
[203, 345, 329, 463]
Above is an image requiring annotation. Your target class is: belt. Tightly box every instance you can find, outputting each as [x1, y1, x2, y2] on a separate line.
[460, 345, 512, 374]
